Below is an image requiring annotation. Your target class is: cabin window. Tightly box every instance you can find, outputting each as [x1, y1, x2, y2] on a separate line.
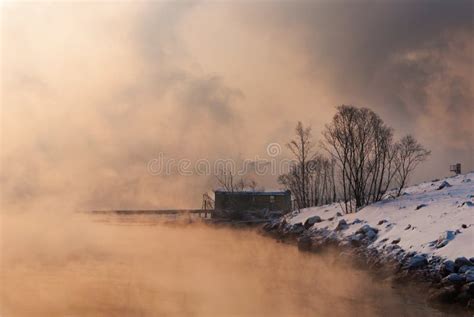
[269, 196, 275, 203]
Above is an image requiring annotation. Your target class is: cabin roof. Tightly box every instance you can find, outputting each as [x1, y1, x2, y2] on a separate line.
[214, 190, 290, 196]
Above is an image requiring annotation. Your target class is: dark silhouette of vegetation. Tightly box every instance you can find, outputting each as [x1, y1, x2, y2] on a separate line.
[278, 122, 336, 210]
[280, 105, 430, 213]
[394, 135, 431, 197]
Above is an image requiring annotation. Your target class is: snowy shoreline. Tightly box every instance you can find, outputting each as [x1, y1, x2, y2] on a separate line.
[262, 172, 474, 309]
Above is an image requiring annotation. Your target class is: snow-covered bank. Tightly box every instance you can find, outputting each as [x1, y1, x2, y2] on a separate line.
[288, 172, 473, 260]
[263, 172, 474, 308]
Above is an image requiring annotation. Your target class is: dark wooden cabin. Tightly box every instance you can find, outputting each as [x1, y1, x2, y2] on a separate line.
[213, 190, 291, 218]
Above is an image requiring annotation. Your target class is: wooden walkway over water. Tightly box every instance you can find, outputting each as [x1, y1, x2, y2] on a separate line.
[90, 209, 214, 218]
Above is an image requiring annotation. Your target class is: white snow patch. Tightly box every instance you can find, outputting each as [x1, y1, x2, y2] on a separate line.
[286, 173, 474, 260]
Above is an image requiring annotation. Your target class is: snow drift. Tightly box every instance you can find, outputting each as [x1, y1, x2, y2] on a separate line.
[286, 172, 474, 260]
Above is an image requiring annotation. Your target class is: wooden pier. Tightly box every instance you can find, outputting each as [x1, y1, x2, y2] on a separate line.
[90, 209, 214, 218]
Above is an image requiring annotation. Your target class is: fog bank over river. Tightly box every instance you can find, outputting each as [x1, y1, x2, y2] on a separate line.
[0, 213, 456, 316]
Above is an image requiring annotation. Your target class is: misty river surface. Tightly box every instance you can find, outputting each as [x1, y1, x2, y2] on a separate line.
[0, 214, 465, 317]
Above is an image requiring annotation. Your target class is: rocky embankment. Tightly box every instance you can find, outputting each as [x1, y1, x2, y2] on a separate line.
[262, 218, 474, 309]
[262, 173, 474, 310]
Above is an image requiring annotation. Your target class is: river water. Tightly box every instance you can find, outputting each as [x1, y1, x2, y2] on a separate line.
[0, 214, 465, 316]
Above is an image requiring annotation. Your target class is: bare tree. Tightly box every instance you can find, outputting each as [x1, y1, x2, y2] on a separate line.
[280, 107, 430, 214]
[286, 122, 314, 208]
[366, 119, 398, 203]
[215, 167, 245, 192]
[322, 105, 399, 213]
[279, 154, 337, 210]
[279, 122, 337, 210]
[278, 165, 304, 209]
[394, 135, 431, 196]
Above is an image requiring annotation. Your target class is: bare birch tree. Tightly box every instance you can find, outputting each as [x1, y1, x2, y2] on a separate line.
[322, 105, 397, 212]
[394, 135, 431, 196]
[279, 122, 337, 210]
[286, 122, 314, 209]
[279, 107, 430, 214]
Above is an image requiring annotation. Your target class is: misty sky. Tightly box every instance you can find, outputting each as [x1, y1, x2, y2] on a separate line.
[1, 1, 473, 210]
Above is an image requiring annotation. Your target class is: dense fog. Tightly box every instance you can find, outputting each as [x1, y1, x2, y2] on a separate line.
[1, 213, 444, 317]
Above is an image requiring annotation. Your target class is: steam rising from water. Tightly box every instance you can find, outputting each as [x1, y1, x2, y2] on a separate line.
[1, 213, 445, 317]
[1, 2, 471, 315]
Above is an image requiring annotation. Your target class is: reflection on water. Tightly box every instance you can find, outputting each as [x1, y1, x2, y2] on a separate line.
[0, 214, 461, 316]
